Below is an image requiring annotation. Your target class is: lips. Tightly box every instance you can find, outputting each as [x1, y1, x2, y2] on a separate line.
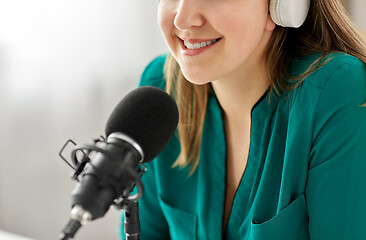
[178, 37, 221, 50]
[180, 37, 221, 44]
[184, 39, 220, 50]
[178, 37, 222, 55]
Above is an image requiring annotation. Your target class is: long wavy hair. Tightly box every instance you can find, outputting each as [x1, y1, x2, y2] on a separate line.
[164, 0, 366, 173]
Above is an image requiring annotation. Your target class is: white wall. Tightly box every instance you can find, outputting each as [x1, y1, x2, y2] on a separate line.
[349, 0, 366, 29]
[0, 1, 167, 240]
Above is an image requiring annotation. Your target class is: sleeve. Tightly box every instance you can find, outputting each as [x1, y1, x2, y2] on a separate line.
[138, 54, 168, 89]
[306, 59, 366, 239]
[121, 55, 170, 239]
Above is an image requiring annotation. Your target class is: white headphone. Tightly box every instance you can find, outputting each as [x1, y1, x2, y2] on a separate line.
[270, 0, 311, 28]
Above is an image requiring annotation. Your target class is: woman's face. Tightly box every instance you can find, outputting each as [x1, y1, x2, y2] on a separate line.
[158, 0, 275, 85]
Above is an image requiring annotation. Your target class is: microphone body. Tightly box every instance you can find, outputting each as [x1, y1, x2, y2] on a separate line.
[59, 86, 179, 240]
[71, 134, 141, 221]
[60, 134, 142, 240]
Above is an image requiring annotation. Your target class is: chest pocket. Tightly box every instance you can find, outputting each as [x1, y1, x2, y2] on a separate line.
[249, 194, 309, 240]
[159, 195, 197, 240]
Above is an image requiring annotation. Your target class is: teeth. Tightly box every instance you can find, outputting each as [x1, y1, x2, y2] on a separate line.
[184, 39, 219, 50]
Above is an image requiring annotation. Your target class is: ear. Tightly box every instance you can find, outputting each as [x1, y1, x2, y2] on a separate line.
[265, 13, 276, 31]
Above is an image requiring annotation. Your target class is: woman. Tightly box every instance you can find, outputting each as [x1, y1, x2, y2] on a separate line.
[122, 0, 366, 239]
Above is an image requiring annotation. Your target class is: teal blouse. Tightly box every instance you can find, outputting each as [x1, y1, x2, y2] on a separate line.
[122, 53, 366, 240]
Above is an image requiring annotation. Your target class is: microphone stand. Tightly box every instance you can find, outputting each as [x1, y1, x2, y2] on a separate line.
[123, 200, 140, 240]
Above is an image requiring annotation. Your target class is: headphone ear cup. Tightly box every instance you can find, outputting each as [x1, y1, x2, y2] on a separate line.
[270, 0, 282, 27]
[269, 0, 311, 28]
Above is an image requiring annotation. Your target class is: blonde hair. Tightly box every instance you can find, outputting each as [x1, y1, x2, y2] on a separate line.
[165, 0, 366, 173]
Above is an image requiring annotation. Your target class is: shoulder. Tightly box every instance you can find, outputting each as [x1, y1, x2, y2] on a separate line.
[139, 54, 168, 90]
[289, 53, 366, 107]
[295, 52, 366, 90]
[313, 53, 365, 106]
[305, 55, 366, 168]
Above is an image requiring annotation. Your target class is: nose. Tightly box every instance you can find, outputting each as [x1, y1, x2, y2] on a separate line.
[174, 0, 205, 31]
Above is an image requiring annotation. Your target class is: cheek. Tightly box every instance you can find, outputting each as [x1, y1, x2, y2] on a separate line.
[214, 0, 268, 34]
[216, 10, 268, 49]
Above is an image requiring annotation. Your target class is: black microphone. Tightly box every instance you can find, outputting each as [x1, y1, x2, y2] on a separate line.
[59, 86, 179, 240]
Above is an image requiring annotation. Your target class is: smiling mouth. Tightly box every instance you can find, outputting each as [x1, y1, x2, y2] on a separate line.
[182, 38, 222, 50]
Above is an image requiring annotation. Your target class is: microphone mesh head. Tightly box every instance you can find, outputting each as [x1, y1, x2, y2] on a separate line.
[105, 86, 179, 162]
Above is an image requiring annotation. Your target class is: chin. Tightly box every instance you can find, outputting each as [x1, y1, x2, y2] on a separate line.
[181, 71, 213, 86]
[180, 66, 218, 85]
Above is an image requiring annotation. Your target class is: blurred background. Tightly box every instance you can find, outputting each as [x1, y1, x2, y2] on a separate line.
[0, 0, 364, 240]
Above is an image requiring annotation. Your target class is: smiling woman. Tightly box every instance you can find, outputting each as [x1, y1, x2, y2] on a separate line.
[159, 0, 273, 85]
[121, 0, 366, 239]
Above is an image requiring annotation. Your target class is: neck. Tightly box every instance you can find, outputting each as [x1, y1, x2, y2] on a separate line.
[211, 57, 270, 123]
[211, 31, 272, 123]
